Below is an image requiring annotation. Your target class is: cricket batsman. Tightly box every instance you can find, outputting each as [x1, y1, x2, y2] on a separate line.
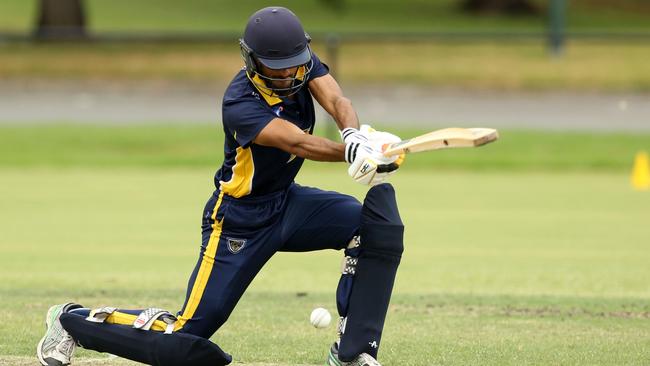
[37, 7, 405, 366]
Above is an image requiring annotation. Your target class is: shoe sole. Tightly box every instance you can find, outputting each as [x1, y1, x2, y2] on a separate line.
[36, 305, 67, 366]
[36, 336, 48, 366]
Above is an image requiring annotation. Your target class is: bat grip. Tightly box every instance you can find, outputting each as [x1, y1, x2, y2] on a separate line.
[376, 162, 399, 173]
[381, 143, 401, 157]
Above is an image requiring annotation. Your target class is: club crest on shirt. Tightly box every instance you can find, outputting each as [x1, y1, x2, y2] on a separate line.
[227, 238, 247, 254]
[272, 105, 284, 117]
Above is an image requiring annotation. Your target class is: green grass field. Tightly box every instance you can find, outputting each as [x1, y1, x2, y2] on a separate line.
[1, 126, 649, 365]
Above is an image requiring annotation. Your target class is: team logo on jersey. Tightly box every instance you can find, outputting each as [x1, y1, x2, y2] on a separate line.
[227, 238, 247, 254]
[272, 106, 284, 117]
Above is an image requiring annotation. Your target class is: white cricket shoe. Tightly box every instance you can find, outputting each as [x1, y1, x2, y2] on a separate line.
[327, 341, 382, 366]
[36, 303, 81, 366]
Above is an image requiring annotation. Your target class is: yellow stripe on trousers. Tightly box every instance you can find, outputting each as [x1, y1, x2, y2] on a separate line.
[174, 191, 226, 331]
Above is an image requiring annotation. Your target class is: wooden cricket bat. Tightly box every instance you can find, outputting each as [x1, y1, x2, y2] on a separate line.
[382, 127, 499, 157]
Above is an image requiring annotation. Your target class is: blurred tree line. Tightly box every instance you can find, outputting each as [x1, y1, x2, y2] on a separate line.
[35, 0, 541, 39]
[318, 0, 539, 15]
[460, 0, 539, 15]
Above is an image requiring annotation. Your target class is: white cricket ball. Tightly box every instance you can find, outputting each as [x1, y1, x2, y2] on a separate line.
[310, 307, 332, 329]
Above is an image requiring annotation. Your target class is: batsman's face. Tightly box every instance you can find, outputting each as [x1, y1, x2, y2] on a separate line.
[259, 64, 299, 90]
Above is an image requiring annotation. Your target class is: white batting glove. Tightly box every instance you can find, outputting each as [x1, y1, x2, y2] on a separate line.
[359, 124, 406, 172]
[359, 124, 401, 149]
[340, 127, 369, 145]
[342, 124, 403, 153]
[345, 142, 400, 186]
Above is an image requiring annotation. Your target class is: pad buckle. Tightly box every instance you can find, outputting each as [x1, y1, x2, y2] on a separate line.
[133, 308, 178, 334]
[85, 307, 117, 323]
[337, 316, 347, 336]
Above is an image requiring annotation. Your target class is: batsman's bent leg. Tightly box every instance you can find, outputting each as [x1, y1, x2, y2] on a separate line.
[336, 184, 404, 362]
[59, 312, 231, 366]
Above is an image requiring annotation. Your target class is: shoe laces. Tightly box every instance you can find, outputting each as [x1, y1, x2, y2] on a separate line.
[55, 333, 76, 357]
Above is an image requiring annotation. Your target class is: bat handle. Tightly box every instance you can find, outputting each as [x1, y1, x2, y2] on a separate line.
[382, 144, 403, 157]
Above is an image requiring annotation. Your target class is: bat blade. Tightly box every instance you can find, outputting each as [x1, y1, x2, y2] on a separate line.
[383, 127, 499, 156]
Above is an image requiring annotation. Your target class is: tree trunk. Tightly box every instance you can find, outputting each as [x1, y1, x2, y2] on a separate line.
[35, 0, 87, 40]
[319, 0, 346, 13]
[460, 0, 540, 16]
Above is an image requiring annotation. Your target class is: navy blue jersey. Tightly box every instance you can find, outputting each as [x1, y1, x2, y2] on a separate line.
[214, 53, 329, 198]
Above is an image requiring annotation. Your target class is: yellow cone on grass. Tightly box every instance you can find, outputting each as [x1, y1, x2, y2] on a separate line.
[631, 151, 650, 190]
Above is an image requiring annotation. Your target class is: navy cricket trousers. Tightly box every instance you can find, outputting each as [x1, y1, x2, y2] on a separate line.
[174, 183, 361, 338]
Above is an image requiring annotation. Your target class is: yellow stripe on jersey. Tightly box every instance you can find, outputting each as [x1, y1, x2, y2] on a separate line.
[220, 146, 255, 198]
[105, 311, 168, 332]
[250, 74, 282, 106]
[295, 65, 306, 81]
[249, 65, 306, 106]
[175, 191, 225, 331]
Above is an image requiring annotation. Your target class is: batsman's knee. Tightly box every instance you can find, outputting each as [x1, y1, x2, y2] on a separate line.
[175, 306, 229, 339]
[360, 183, 404, 257]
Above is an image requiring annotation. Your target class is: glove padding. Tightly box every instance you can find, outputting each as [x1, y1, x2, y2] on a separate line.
[362, 124, 405, 172]
[341, 124, 398, 147]
[346, 143, 400, 186]
[359, 124, 400, 147]
[342, 125, 405, 185]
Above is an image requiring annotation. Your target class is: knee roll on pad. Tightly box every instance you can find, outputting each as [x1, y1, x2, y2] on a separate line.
[359, 183, 404, 256]
[60, 313, 232, 366]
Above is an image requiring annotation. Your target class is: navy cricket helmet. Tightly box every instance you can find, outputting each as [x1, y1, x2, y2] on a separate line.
[239, 7, 313, 97]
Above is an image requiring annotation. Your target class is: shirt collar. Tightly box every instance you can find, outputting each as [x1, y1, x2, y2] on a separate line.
[251, 74, 283, 106]
[249, 66, 307, 107]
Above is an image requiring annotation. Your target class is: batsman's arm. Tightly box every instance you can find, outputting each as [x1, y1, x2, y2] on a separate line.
[253, 118, 346, 162]
[309, 74, 359, 130]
